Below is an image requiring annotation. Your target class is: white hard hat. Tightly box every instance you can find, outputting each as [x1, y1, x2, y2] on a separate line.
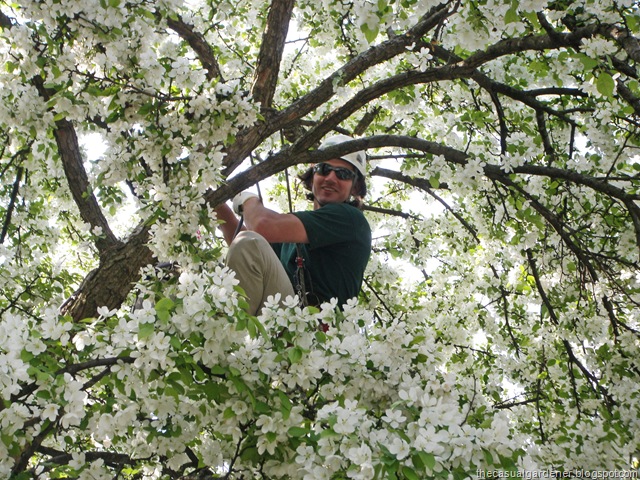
[319, 134, 367, 177]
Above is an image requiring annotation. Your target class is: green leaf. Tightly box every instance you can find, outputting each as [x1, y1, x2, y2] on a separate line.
[138, 102, 154, 115]
[249, 316, 267, 338]
[596, 72, 615, 97]
[170, 336, 182, 350]
[135, 7, 156, 20]
[156, 297, 175, 312]
[278, 390, 292, 420]
[288, 426, 309, 437]
[288, 346, 304, 364]
[360, 23, 379, 43]
[577, 53, 599, 70]
[20, 349, 34, 362]
[483, 448, 495, 465]
[157, 310, 171, 323]
[236, 316, 247, 331]
[402, 466, 420, 480]
[499, 453, 518, 472]
[138, 322, 154, 340]
[240, 446, 259, 462]
[210, 365, 227, 376]
[417, 452, 436, 470]
[504, 6, 519, 24]
[255, 401, 271, 413]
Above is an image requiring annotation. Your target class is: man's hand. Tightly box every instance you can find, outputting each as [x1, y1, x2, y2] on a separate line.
[229, 191, 308, 244]
[232, 192, 259, 215]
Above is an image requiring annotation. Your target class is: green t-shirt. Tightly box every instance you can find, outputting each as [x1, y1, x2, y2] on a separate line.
[272, 203, 371, 307]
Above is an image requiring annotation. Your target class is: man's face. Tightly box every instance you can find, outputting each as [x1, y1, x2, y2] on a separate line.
[311, 158, 357, 208]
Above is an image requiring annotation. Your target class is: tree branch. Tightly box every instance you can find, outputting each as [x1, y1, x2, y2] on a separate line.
[12, 356, 135, 404]
[536, 109, 557, 163]
[52, 118, 121, 254]
[1, 165, 23, 244]
[429, 43, 583, 125]
[166, 15, 223, 81]
[371, 166, 479, 241]
[36, 446, 133, 470]
[222, 2, 455, 173]
[251, 0, 295, 109]
[601, 23, 640, 64]
[298, 21, 608, 147]
[0, 9, 12, 28]
[617, 79, 640, 116]
[60, 224, 154, 321]
[2, 8, 119, 256]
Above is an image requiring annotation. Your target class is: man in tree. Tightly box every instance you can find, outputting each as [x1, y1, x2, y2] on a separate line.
[215, 135, 371, 315]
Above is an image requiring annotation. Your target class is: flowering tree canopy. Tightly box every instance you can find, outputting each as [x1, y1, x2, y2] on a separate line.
[1, 0, 639, 477]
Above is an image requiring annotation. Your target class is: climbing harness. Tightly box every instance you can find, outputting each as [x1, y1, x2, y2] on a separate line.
[285, 167, 314, 308]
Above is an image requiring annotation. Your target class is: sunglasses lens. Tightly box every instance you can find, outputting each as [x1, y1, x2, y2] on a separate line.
[314, 163, 355, 180]
[335, 168, 354, 180]
[316, 163, 330, 176]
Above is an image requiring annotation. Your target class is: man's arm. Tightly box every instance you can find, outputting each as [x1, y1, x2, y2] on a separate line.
[215, 203, 242, 245]
[240, 197, 309, 244]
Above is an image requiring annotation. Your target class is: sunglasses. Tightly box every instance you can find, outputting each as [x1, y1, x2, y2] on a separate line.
[312, 163, 357, 181]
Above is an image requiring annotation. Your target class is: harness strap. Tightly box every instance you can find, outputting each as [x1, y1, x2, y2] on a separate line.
[286, 168, 314, 308]
[294, 243, 308, 307]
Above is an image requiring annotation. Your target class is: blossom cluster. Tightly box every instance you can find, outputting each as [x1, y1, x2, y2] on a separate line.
[2, 0, 640, 477]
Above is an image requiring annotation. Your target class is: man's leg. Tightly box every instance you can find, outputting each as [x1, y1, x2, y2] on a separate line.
[226, 231, 295, 315]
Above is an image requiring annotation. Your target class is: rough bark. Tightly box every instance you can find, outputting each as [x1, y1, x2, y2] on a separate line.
[60, 225, 154, 321]
[251, 0, 295, 109]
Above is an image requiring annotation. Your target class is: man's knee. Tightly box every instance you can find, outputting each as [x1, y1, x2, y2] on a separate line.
[227, 231, 270, 267]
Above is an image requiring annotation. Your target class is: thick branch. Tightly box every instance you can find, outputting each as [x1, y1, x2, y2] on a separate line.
[12, 422, 56, 474]
[353, 107, 381, 136]
[166, 15, 222, 81]
[4, 13, 118, 254]
[617, 80, 640, 116]
[4, 11, 116, 255]
[60, 225, 154, 321]
[251, 0, 295, 109]
[0, 9, 12, 28]
[31, 74, 120, 254]
[360, 135, 638, 267]
[536, 110, 556, 162]
[430, 44, 582, 125]
[37, 446, 132, 470]
[298, 22, 607, 147]
[362, 135, 639, 204]
[601, 24, 640, 64]
[491, 170, 601, 282]
[53, 119, 120, 253]
[12, 356, 135, 403]
[504, 164, 640, 203]
[363, 204, 416, 219]
[462, 24, 597, 68]
[624, 199, 640, 253]
[1, 165, 22, 244]
[222, 2, 455, 173]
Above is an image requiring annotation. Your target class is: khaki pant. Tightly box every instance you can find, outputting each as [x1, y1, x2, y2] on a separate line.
[226, 231, 295, 316]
